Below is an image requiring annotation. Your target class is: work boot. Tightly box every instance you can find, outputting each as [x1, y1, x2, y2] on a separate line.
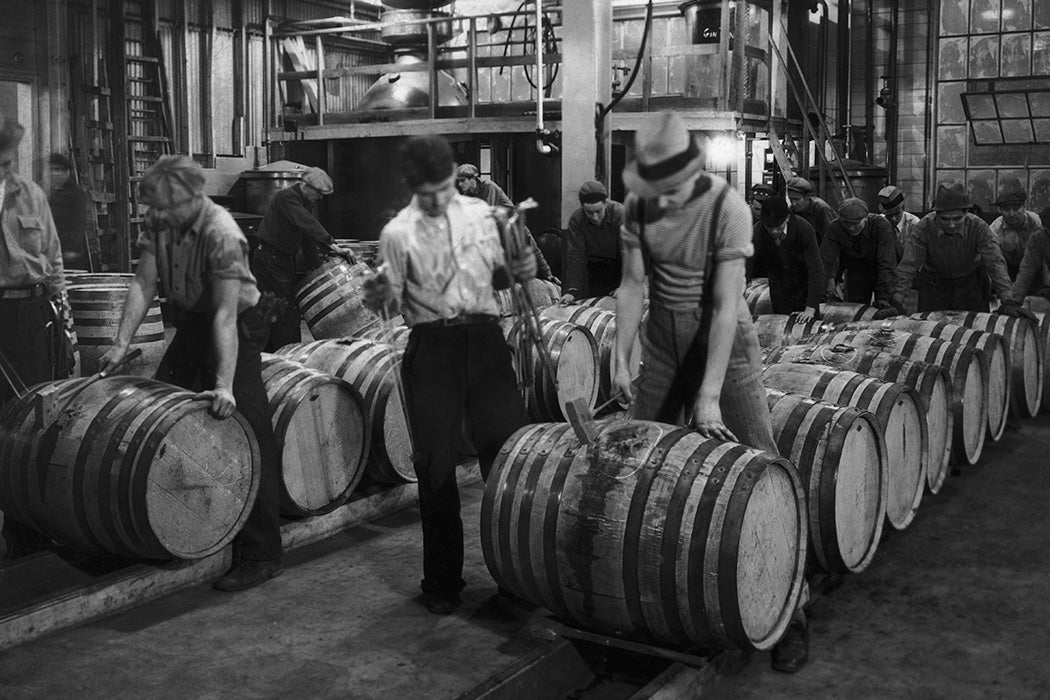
[771, 619, 810, 673]
[212, 558, 282, 592]
[421, 591, 461, 615]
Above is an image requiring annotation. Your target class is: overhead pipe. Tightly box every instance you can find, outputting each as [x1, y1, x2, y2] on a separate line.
[535, 0, 556, 154]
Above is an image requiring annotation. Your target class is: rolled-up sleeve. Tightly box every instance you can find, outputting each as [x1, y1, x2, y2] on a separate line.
[714, 190, 754, 261]
[206, 229, 253, 282]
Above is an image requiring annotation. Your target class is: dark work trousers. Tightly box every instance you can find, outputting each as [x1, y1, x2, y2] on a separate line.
[586, 258, 622, 298]
[843, 265, 878, 304]
[917, 271, 988, 312]
[400, 320, 529, 598]
[251, 245, 302, 352]
[154, 305, 283, 562]
[0, 294, 58, 549]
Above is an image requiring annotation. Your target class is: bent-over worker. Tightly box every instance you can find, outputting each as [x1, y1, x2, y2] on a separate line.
[560, 180, 624, 303]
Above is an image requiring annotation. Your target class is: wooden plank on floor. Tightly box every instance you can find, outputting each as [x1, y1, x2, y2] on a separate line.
[0, 464, 480, 651]
[628, 653, 749, 700]
[455, 640, 595, 700]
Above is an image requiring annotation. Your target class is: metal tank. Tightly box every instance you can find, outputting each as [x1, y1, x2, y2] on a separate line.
[237, 160, 309, 215]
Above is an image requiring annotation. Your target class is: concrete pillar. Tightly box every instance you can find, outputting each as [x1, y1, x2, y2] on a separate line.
[560, 0, 612, 225]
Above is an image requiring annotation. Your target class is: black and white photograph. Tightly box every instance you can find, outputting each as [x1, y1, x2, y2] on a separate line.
[2, 1, 1050, 698]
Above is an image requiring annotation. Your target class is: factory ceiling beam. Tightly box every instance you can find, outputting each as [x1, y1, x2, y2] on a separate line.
[561, 0, 612, 225]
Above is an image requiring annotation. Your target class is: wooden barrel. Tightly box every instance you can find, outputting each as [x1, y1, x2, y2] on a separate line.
[68, 285, 167, 377]
[807, 328, 986, 466]
[912, 311, 1043, 418]
[744, 280, 773, 315]
[494, 278, 562, 317]
[0, 377, 258, 559]
[353, 322, 412, 350]
[539, 305, 640, 406]
[260, 355, 370, 516]
[503, 317, 599, 421]
[753, 313, 835, 348]
[66, 273, 134, 287]
[820, 302, 880, 323]
[276, 338, 415, 483]
[761, 363, 926, 530]
[1023, 297, 1050, 412]
[294, 259, 380, 340]
[481, 420, 807, 651]
[764, 344, 954, 494]
[765, 389, 886, 574]
[849, 319, 1009, 442]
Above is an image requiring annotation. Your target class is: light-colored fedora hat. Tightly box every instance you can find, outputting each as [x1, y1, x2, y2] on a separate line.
[622, 111, 704, 197]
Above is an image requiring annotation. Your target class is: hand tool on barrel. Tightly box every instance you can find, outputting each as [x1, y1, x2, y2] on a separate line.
[33, 348, 142, 429]
[494, 199, 558, 390]
[563, 393, 630, 445]
[0, 346, 28, 402]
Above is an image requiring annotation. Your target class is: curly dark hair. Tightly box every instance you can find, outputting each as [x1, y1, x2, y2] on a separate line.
[0, 120, 25, 152]
[400, 135, 454, 189]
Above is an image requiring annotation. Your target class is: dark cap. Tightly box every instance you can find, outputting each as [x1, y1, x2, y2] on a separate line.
[933, 183, 971, 212]
[760, 196, 791, 226]
[877, 185, 905, 208]
[837, 197, 869, 221]
[994, 188, 1027, 207]
[786, 176, 813, 195]
[578, 180, 608, 204]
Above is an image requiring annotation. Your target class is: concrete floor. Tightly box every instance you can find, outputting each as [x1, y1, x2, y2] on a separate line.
[1, 418, 1050, 698]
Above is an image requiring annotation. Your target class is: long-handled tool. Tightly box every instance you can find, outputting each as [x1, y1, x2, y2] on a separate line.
[564, 392, 628, 445]
[33, 348, 142, 429]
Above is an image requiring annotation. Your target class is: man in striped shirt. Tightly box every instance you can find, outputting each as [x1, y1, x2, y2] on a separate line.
[612, 112, 810, 673]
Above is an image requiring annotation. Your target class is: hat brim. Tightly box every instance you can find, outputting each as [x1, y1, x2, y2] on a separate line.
[622, 154, 704, 198]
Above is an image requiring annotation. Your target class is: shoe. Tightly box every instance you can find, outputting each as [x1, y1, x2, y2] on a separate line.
[771, 620, 809, 673]
[422, 591, 460, 615]
[212, 559, 282, 592]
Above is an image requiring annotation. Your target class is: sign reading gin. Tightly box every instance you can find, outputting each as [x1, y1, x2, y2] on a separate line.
[693, 7, 722, 44]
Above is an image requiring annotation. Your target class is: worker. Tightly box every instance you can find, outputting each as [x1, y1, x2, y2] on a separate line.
[99, 156, 283, 592]
[362, 136, 536, 616]
[877, 185, 921, 260]
[893, 183, 1029, 317]
[786, 176, 836, 243]
[1013, 224, 1050, 302]
[560, 180, 624, 303]
[0, 120, 66, 559]
[611, 111, 809, 674]
[252, 167, 354, 351]
[990, 186, 1043, 281]
[47, 153, 91, 269]
[455, 162, 557, 284]
[748, 195, 824, 319]
[748, 182, 775, 224]
[819, 197, 898, 311]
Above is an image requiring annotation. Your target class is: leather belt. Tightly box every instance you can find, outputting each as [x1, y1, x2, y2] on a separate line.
[414, 313, 498, 329]
[0, 283, 47, 300]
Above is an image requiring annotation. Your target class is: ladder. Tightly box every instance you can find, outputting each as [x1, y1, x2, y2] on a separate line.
[123, 21, 176, 260]
[769, 28, 856, 201]
[67, 1, 117, 272]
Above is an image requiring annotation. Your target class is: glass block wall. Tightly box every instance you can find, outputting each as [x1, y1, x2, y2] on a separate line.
[936, 0, 1050, 214]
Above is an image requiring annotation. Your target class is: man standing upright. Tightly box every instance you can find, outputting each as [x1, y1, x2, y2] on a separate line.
[612, 111, 809, 674]
[894, 183, 1027, 317]
[748, 196, 824, 319]
[363, 136, 536, 615]
[786, 176, 836, 244]
[100, 156, 283, 592]
[0, 121, 66, 559]
[252, 167, 354, 351]
[47, 153, 91, 269]
[560, 180, 624, 303]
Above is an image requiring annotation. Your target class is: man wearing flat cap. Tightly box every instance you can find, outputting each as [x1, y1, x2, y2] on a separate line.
[894, 183, 1028, 317]
[100, 155, 283, 592]
[878, 185, 920, 260]
[252, 166, 354, 351]
[819, 197, 898, 310]
[786, 176, 836, 244]
[560, 180, 625, 303]
[749, 183, 775, 224]
[0, 120, 67, 559]
[613, 111, 811, 674]
[990, 185, 1043, 281]
[748, 196, 824, 319]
